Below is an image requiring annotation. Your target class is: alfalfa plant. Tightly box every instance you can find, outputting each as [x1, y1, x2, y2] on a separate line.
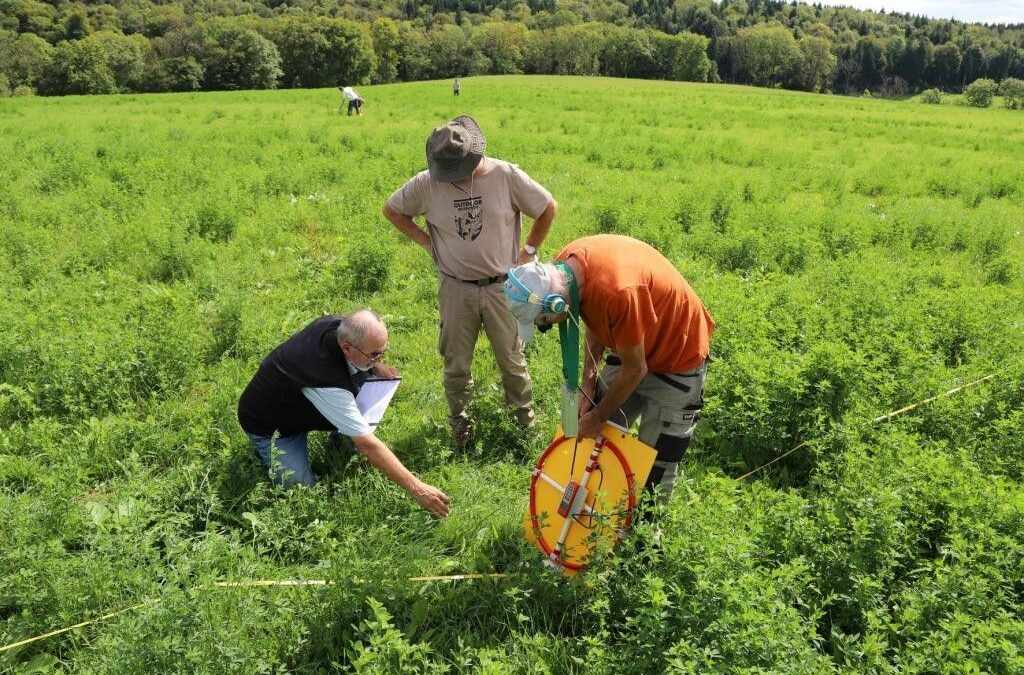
[594, 205, 624, 234]
[673, 199, 702, 234]
[710, 191, 732, 233]
[348, 598, 444, 673]
[345, 238, 394, 295]
[190, 203, 238, 243]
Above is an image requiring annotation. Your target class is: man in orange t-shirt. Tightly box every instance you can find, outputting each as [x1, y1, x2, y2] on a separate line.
[504, 234, 715, 503]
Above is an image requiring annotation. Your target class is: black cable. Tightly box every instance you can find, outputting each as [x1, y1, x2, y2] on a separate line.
[570, 463, 607, 530]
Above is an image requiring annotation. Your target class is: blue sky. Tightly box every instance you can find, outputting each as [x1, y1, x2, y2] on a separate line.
[817, 1, 1024, 24]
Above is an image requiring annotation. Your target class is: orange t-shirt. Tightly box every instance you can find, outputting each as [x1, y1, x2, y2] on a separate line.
[555, 235, 715, 374]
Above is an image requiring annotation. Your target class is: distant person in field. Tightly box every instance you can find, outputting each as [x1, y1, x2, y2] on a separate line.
[237, 310, 450, 518]
[382, 115, 558, 450]
[453, 78, 460, 97]
[504, 235, 715, 506]
[340, 85, 364, 116]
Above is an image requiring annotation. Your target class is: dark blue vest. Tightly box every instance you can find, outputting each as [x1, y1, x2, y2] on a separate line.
[237, 316, 364, 437]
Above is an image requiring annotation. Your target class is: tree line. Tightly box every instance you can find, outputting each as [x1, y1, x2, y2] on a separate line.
[1, 0, 1022, 97]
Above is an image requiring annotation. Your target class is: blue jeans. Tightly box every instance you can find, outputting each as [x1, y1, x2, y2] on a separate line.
[246, 432, 316, 487]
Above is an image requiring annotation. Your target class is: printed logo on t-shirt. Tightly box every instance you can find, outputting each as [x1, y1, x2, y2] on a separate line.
[453, 196, 483, 241]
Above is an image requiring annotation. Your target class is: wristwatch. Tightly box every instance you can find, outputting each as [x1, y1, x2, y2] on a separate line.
[523, 243, 537, 256]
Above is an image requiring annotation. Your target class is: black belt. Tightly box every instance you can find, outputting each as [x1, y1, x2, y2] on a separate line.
[443, 272, 508, 287]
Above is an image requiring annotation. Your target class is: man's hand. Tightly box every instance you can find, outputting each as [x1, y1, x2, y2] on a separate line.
[411, 481, 451, 518]
[516, 247, 537, 265]
[372, 363, 399, 378]
[578, 410, 606, 439]
[352, 434, 449, 518]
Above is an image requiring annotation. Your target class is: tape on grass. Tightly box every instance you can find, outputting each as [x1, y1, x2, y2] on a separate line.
[0, 574, 509, 654]
[1, 372, 1003, 654]
[735, 372, 1000, 482]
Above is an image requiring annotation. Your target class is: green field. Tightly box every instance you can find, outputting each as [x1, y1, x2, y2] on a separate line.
[2, 75, 1023, 672]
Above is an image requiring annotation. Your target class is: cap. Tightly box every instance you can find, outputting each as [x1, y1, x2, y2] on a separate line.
[503, 262, 556, 343]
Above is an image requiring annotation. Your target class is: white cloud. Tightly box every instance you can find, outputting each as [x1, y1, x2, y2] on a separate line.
[814, 1, 1024, 24]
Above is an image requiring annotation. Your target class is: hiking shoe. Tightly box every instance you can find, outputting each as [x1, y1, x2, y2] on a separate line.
[516, 408, 536, 429]
[451, 416, 474, 451]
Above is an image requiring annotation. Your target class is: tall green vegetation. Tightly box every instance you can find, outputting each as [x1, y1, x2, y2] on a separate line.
[1, 76, 1023, 671]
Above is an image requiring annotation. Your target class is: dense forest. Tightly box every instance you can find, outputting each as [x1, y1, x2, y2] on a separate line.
[1, 0, 1023, 99]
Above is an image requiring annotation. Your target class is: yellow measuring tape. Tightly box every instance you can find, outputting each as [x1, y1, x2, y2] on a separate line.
[212, 574, 508, 587]
[735, 372, 1000, 482]
[0, 574, 508, 654]
[1, 372, 1003, 654]
[0, 600, 157, 654]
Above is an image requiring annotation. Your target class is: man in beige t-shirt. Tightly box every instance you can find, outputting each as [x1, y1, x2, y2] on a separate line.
[383, 115, 557, 449]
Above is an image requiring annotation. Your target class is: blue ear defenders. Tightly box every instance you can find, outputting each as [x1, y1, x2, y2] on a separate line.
[506, 266, 568, 313]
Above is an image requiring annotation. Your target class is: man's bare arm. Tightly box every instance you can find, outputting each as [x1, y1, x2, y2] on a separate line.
[579, 341, 647, 438]
[518, 199, 558, 264]
[352, 433, 450, 518]
[382, 203, 431, 253]
[580, 328, 606, 415]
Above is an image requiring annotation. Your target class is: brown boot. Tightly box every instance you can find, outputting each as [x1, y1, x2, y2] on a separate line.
[451, 416, 474, 451]
[516, 408, 536, 429]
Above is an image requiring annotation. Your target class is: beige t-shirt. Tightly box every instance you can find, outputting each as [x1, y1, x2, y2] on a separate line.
[387, 157, 553, 280]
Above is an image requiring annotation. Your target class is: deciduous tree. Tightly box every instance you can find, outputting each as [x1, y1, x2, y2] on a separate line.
[88, 30, 148, 92]
[0, 29, 52, 89]
[272, 15, 374, 88]
[371, 17, 400, 84]
[471, 21, 528, 74]
[733, 23, 801, 88]
[964, 77, 996, 107]
[39, 38, 116, 94]
[796, 34, 835, 92]
[201, 21, 282, 90]
[999, 76, 1024, 109]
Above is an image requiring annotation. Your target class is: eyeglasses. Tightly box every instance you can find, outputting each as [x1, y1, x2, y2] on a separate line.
[534, 313, 562, 334]
[348, 342, 387, 363]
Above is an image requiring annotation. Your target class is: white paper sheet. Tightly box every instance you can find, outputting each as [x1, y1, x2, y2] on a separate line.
[355, 378, 401, 428]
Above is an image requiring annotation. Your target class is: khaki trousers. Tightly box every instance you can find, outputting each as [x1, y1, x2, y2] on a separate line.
[438, 274, 534, 425]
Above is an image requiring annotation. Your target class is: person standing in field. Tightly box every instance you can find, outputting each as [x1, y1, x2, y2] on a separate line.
[453, 78, 460, 97]
[504, 235, 715, 507]
[339, 85, 364, 116]
[237, 309, 450, 518]
[382, 115, 558, 450]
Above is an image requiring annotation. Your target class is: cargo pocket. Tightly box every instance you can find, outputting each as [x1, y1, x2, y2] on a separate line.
[652, 407, 699, 463]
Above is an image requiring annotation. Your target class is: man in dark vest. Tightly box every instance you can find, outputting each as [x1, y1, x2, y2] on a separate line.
[238, 309, 450, 518]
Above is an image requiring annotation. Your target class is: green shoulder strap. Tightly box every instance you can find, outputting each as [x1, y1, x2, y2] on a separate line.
[556, 261, 581, 391]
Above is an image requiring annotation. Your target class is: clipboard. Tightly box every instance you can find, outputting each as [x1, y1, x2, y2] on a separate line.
[355, 377, 401, 429]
